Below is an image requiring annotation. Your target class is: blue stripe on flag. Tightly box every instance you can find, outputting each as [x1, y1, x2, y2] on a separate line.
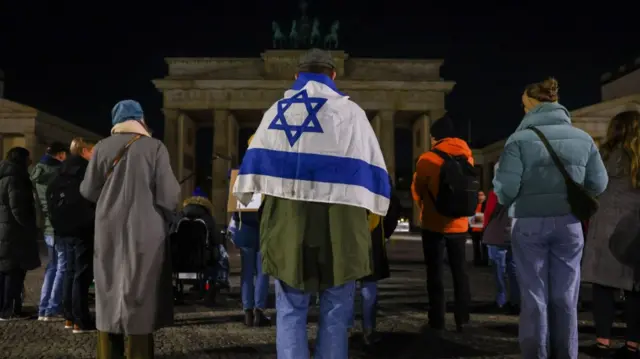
[239, 148, 391, 199]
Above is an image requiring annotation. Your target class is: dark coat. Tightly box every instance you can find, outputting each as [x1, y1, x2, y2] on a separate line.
[0, 160, 41, 272]
[582, 147, 639, 291]
[362, 191, 401, 282]
[46, 155, 95, 239]
[181, 199, 222, 246]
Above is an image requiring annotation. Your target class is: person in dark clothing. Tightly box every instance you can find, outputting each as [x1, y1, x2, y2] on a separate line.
[47, 138, 96, 333]
[0, 147, 41, 320]
[177, 188, 228, 296]
[350, 186, 401, 345]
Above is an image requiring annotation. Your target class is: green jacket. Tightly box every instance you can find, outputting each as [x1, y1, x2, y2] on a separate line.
[30, 156, 62, 236]
[260, 196, 372, 293]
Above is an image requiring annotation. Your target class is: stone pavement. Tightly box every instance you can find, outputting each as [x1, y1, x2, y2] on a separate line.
[0, 237, 622, 358]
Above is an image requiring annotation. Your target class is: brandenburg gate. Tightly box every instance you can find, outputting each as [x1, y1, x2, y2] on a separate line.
[153, 50, 455, 221]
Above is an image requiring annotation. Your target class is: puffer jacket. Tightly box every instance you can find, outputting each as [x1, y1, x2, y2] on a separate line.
[493, 102, 608, 218]
[30, 155, 62, 236]
[0, 160, 41, 272]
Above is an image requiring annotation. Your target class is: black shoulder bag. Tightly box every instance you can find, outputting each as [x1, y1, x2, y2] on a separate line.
[528, 126, 599, 221]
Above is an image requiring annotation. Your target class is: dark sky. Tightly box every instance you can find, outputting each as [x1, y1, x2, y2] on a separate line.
[1, 1, 638, 149]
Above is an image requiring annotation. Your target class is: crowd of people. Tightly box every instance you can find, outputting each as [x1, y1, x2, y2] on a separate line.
[0, 48, 638, 359]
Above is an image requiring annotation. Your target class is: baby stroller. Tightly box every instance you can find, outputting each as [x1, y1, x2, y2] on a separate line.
[170, 216, 215, 304]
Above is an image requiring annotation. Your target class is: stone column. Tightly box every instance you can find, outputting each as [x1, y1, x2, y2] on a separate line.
[212, 109, 231, 223]
[177, 113, 196, 203]
[411, 113, 431, 226]
[371, 111, 396, 184]
[162, 109, 180, 178]
[227, 113, 239, 168]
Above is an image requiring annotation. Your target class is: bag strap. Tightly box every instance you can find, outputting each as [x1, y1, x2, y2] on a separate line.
[105, 135, 142, 180]
[528, 127, 575, 184]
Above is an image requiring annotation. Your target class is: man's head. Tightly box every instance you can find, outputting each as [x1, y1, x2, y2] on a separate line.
[296, 48, 336, 80]
[478, 191, 486, 203]
[70, 137, 96, 161]
[6, 146, 31, 167]
[46, 142, 68, 161]
[430, 113, 457, 142]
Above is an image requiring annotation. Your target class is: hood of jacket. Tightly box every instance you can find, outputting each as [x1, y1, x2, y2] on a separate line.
[30, 155, 62, 185]
[432, 137, 473, 158]
[183, 196, 214, 216]
[0, 160, 28, 181]
[515, 102, 571, 132]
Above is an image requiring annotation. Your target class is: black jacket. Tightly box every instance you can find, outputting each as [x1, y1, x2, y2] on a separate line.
[0, 160, 41, 272]
[46, 155, 95, 239]
[181, 204, 222, 246]
[362, 190, 401, 282]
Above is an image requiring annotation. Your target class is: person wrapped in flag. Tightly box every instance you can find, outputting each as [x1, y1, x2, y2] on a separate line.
[233, 48, 390, 359]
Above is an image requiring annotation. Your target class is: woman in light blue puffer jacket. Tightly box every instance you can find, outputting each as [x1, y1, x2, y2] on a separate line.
[493, 77, 608, 359]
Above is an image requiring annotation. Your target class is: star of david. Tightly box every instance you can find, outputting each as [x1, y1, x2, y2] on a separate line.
[268, 89, 327, 146]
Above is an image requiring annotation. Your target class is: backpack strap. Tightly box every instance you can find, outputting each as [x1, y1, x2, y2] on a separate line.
[426, 148, 449, 205]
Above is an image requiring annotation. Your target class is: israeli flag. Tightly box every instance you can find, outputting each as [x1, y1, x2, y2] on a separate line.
[233, 73, 391, 216]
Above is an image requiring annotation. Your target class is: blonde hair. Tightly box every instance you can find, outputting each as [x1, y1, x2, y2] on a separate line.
[525, 77, 560, 102]
[600, 111, 640, 188]
[70, 137, 96, 155]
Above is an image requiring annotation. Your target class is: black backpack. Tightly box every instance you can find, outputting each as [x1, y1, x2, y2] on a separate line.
[46, 175, 93, 236]
[427, 148, 480, 217]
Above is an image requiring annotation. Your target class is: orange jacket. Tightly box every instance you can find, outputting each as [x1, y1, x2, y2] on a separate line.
[471, 203, 484, 232]
[411, 138, 474, 234]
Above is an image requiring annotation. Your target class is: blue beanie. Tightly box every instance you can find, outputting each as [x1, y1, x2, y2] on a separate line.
[193, 187, 207, 197]
[112, 99, 144, 125]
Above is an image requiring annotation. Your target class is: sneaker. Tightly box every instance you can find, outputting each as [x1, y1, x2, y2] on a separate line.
[72, 324, 95, 334]
[43, 315, 64, 322]
[37, 316, 46, 321]
[64, 320, 73, 329]
[583, 342, 612, 357]
[612, 345, 639, 359]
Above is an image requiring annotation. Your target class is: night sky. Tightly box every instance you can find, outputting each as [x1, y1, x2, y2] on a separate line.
[0, 2, 638, 177]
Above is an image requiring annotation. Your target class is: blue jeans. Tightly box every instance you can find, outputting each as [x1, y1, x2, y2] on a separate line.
[275, 280, 355, 359]
[239, 247, 269, 310]
[511, 214, 583, 359]
[348, 280, 378, 330]
[487, 245, 520, 307]
[39, 236, 67, 317]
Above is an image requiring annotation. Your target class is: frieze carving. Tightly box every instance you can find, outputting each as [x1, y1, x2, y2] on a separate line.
[164, 88, 444, 111]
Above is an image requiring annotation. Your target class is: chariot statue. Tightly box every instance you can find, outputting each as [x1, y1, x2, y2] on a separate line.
[310, 18, 321, 46]
[324, 20, 339, 49]
[289, 20, 299, 48]
[272, 21, 284, 48]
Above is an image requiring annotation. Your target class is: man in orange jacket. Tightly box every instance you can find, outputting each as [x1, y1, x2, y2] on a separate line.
[411, 113, 474, 332]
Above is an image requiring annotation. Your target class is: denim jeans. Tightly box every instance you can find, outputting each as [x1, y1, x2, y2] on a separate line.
[511, 214, 583, 359]
[275, 280, 355, 359]
[239, 247, 269, 310]
[39, 236, 67, 317]
[348, 280, 378, 330]
[487, 245, 520, 307]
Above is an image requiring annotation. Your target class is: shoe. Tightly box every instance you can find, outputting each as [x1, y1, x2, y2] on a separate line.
[43, 315, 64, 322]
[72, 324, 96, 334]
[612, 345, 639, 359]
[64, 320, 73, 329]
[243, 309, 254, 327]
[253, 309, 271, 327]
[37, 316, 46, 321]
[363, 329, 382, 346]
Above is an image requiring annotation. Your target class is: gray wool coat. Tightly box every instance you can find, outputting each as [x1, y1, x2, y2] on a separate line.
[582, 147, 639, 291]
[80, 133, 180, 335]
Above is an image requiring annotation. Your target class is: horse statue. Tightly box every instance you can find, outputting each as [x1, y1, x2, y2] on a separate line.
[272, 21, 284, 48]
[289, 20, 299, 48]
[324, 20, 339, 49]
[310, 18, 321, 46]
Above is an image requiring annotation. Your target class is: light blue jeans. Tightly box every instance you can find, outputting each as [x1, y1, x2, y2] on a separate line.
[39, 236, 67, 317]
[487, 245, 520, 307]
[511, 214, 583, 359]
[239, 247, 269, 310]
[348, 280, 378, 330]
[275, 280, 356, 359]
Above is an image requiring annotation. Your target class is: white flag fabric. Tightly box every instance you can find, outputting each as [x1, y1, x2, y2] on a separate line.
[232, 73, 390, 216]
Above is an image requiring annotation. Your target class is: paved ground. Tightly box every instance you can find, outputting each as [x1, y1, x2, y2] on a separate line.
[0, 234, 626, 358]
